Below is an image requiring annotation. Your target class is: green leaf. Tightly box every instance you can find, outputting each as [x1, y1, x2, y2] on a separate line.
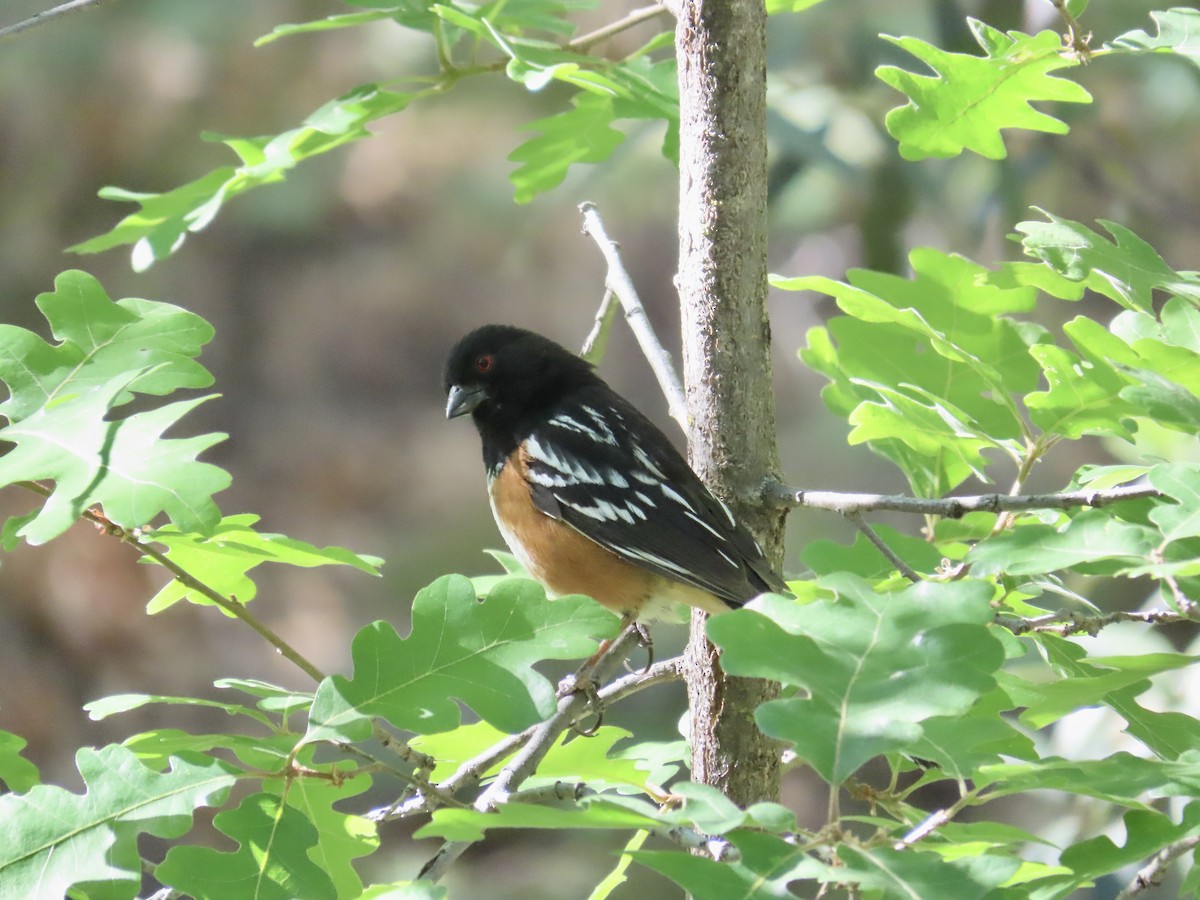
[305, 575, 618, 742]
[416, 723, 658, 792]
[632, 840, 801, 900]
[0, 731, 39, 793]
[836, 845, 1021, 900]
[1011, 211, 1200, 312]
[284, 771, 379, 900]
[84, 692, 273, 729]
[416, 796, 660, 842]
[0, 746, 236, 899]
[710, 578, 1004, 783]
[906, 688, 1037, 783]
[1053, 806, 1200, 896]
[876, 20, 1090, 160]
[968, 509, 1156, 576]
[214, 677, 315, 718]
[589, 828, 649, 900]
[358, 885, 448, 900]
[1002, 650, 1200, 730]
[0, 271, 213, 422]
[803, 523, 944, 578]
[1148, 463, 1200, 544]
[509, 92, 624, 203]
[977, 750, 1200, 804]
[118, 729, 296, 773]
[0, 382, 227, 545]
[1110, 8, 1200, 70]
[156, 792, 337, 900]
[782, 248, 1042, 493]
[522, 727, 657, 792]
[145, 513, 383, 612]
[0, 271, 227, 543]
[256, 10, 405, 46]
[766, 0, 826, 12]
[71, 85, 414, 269]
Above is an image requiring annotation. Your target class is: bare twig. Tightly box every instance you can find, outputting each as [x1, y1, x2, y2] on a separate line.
[1115, 834, 1200, 899]
[996, 607, 1199, 637]
[567, 4, 669, 52]
[579, 202, 689, 430]
[893, 809, 950, 849]
[580, 289, 620, 365]
[506, 781, 588, 805]
[371, 654, 682, 822]
[844, 511, 921, 582]
[0, 0, 118, 41]
[19, 482, 326, 683]
[418, 623, 645, 881]
[768, 482, 1162, 517]
[597, 655, 684, 704]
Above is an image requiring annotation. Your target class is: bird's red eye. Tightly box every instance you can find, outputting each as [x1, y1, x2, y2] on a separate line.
[475, 354, 494, 373]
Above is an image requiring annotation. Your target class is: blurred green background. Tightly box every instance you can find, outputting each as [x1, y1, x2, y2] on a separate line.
[0, 0, 1196, 895]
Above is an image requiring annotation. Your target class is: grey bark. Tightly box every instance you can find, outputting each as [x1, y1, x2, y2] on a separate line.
[675, 0, 787, 807]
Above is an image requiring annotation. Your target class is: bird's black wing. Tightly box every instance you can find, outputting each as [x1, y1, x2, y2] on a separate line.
[519, 388, 785, 606]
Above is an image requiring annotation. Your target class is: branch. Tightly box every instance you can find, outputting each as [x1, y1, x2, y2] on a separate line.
[567, 4, 669, 52]
[580, 288, 620, 365]
[767, 482, 1163, 517]
[0, 0, 118, 41]
[579, 202, 689, 431]
[1115, 834, 1200, 900]
[844, 511, 921, 583]
[417, 623, 646, 881]
[996, 607, 1199, 637]
[371, 653, 681, 822]
[19, 482, 327, 684]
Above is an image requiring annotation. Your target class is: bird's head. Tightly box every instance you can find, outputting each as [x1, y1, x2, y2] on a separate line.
[443, 325, 596, 428]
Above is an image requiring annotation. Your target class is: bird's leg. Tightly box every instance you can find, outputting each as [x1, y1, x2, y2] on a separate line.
[624, 622, 653, 675]
[556, 613, 642, 735]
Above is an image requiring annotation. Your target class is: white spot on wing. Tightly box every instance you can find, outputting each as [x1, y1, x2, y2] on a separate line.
[684, 509, 727, 542]
[660, 483, 697, 513]
[526, 435, 604, 484]
[612, 544, 694, 580]
[632, 444, 667, 479]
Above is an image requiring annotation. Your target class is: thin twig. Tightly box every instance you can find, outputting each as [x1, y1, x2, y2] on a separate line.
[370, 729, 533, 821]
[19, 482, 327, 684]
[579, 202, 689, 431]
[580, 289, 620, 365]
[1115, 835, 1200, 899]
[418, 623, 645, 881]
[506, 781, 588, 805]
[0, 0, 118, 41]
[371, 654, 682, 822]
[844, 511, 921, 583]
[597, 655, 684, 705]
[567, 4, 669, 52]
[893, 809, 949, 849]
[768, 482, 1162, 517]
[1048, 0, 1093, 61]
[996, 607, 1199, 637]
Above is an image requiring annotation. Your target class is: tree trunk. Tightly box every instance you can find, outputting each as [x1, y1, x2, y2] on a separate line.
[675, 0, 786, 807]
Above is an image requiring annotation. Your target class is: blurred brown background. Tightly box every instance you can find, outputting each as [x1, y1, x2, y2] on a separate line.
[0, 0, 1197, 895]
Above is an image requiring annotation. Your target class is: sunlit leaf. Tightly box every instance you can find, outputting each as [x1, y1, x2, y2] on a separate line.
[877, 20, 1090, 160]
[305, 576, 617, 742]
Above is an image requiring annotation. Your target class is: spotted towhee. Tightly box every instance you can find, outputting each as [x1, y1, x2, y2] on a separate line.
[443, 324, 787, 620]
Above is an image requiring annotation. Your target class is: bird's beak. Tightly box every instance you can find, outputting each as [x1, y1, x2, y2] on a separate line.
[445, 384, 487, 419]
